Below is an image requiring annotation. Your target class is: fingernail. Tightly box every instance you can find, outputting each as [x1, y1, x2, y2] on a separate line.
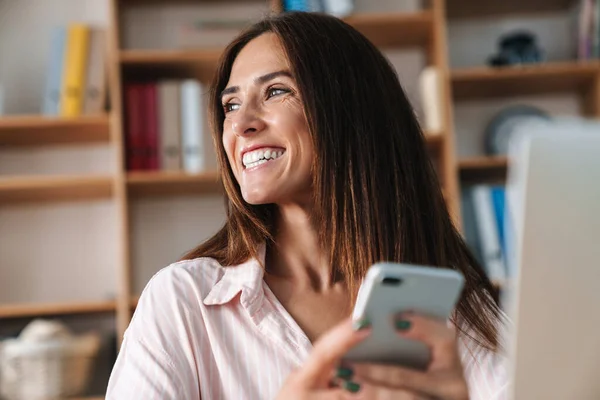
[335, 366, 354, 379]
[352, 318, 370, 331]
[395, 320, 411, 331]
[343, 380, 361, 393]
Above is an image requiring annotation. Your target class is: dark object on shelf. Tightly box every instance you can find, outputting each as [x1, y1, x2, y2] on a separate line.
[488, 31, 545, 67]
[484, 105, 551, 155]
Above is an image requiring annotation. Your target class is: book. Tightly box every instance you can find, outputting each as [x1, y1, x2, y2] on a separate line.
[460, 187, 484, 265]
[578, 0, 594, 60]
[60, 23, 90, 117]
[158, 81, 182, 171]
[491, 186, 507, 260]
[144, 83, 160, 170]
[125, 84, 145, 171]
[43, 26, 66, 116]
[283, 0, 308, 11]
[471, 185, 507, 282]
[418, 66, 443, 135]
[83, 28, 107, 115]
[181, 80, 205, 173]
[323, 0, 353, 17]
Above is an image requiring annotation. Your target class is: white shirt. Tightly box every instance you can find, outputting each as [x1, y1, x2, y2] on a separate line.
[106, 246, 509, 399]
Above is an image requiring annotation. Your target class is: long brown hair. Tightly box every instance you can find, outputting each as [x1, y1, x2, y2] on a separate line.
[183, 12, 503, 351]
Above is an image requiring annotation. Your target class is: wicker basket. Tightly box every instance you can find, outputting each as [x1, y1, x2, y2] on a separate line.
[0, 320, 101, 400]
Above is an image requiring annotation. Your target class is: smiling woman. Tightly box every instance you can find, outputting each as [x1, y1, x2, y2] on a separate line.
[106, 12, 507, 400]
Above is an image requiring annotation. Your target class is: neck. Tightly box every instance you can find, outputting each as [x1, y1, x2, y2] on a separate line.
[266, 203, 333, 290]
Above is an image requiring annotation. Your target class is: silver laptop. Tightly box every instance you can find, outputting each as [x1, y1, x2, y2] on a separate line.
[503, 119, 600, 399]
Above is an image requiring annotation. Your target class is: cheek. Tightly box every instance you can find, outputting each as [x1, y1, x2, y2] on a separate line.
[222, 130, 237, 169]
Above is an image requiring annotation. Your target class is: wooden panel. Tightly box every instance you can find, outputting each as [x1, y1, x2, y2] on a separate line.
[452, 62, 600, 100]
[0, 115, 110, 147]
[0, 175, 114, 204]
[127, 171, 223, 197]
[0, 300, 116, 319]
[459, 156, 508, 184]
[120, 49, 222, 83]
[344, 11, 433, 49]
[447, 0, 575, 19]
[425, 131, 444, 153]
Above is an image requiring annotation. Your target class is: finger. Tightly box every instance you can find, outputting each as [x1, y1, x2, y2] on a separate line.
[348, 375, 432, 400]
[352, 363, 431, 393]
[299, 318, 371, 387]
[312, 388, 356, 400]
[352, 363, 468, 400]
[394, 313, 460, 368]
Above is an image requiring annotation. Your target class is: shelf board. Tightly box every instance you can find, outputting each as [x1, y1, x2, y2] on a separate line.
[344, 11, 433, 48]
[0, 300, 116, 319]
[451, 61, 600, 100]
[459, 156, 508, 183]
[120, 49, 222, 81]
[425, 130, 444, 149]
[120, 49, 222, 65]
[447, 0, 575, 19]
[127, 170, 223, 197]
[0, 175, 114, 204]
[130, 295, 139, 309]
[0, 115, 111, 147]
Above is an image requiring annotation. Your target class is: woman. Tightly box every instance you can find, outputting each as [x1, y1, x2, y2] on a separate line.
[107, 12, 507, 399]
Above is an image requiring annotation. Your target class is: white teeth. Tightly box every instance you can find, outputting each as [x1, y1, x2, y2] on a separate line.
[242, 147, 285, 168]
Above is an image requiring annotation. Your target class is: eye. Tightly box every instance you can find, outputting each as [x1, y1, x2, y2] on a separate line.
[266, 87, 289, 99]
[223, 102, 240, 114]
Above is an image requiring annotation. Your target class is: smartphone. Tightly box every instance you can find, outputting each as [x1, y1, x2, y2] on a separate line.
[342, 262, 464, 370]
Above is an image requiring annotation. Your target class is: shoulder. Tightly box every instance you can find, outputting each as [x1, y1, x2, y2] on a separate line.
[125, 257, 226, 338]
[142, 256, 225, 303]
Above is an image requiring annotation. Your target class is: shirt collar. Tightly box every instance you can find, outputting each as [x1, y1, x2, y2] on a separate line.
[202, 243, 266, 314]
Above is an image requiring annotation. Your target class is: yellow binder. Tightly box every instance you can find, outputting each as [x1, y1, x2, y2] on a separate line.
[60, 24, 89, 117]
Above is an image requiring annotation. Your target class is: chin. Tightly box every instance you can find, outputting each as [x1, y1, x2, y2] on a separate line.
[241, 189, 277, 205]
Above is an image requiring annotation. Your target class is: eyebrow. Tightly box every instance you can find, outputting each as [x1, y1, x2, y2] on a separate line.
[220, 70, 293, 99]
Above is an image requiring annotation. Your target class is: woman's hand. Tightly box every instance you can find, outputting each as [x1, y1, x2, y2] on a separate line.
[275, 318, 370, 399]
[350, 313, 469, 400]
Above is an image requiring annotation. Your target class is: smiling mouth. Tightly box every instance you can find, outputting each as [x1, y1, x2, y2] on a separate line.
[242, 148, 285, 169]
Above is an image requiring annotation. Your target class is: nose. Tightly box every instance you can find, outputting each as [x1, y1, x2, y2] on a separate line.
[231, 104, 266, 137]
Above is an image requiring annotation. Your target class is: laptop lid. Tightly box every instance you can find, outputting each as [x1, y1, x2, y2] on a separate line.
[504, 120, 600, 399]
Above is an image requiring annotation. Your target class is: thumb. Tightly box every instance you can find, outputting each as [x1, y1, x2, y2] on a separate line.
[298, 318, 371, 388]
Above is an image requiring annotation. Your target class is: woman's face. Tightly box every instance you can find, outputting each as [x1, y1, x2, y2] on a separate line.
[221, 33, 314, 206]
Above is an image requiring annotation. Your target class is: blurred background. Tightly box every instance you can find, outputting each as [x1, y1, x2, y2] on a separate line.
[0, 0, 598, 398]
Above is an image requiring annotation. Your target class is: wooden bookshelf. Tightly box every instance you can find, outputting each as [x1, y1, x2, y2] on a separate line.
[451, 61, 600, 100]
[447, 0, 574, 19]
[0, 115, 111, 147]
[459, 156, 509, 183]
[127, 170, 222, 197]
[344, 11, 433, 48]
[0, 300, 116, 319]
[0, 175, 114, 204]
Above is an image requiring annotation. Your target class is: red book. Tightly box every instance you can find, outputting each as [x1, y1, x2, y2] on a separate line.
[125, 83, 145, 171]
[143, 83, 160, 170]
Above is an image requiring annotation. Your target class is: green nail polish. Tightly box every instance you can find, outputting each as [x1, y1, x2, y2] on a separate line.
[395, 320, 411, 330]
[343, 380, 361, 393]
[335, 367, 354, 379]
[353, 319, 370, 331]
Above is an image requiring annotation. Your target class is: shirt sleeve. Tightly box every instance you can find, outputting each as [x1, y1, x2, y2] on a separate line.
[106, 267, 202, 399]
[459, 327, 511, 400]
[106, 334, 187, 399]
